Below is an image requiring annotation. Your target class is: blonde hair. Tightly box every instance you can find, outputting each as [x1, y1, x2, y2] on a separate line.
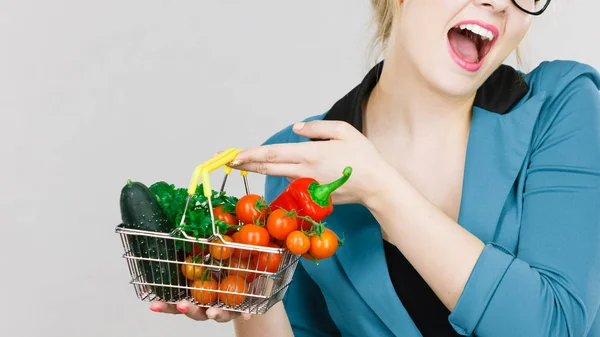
[367, 0, 525, 69]
[367, 0, 395, 64]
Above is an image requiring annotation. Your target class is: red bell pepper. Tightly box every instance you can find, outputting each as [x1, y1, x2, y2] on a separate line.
[269, 167, 352, 231]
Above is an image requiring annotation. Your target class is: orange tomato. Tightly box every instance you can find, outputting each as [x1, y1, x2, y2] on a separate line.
[190, 279, 219, 305]
[285, 230, 310, 255]
[218, 275, 249, 306]
[231, 231, 252, 259]
[266, 209, 298, 240]
[227, 256, 257, 284]
[253, 243, 283, 273]
[209, 235, 234, 260]
[181, 256, 206, 281]
[308, 228, 339, 259]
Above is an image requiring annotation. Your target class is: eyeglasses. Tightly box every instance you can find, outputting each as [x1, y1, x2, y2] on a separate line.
[512, 0, 552, 16]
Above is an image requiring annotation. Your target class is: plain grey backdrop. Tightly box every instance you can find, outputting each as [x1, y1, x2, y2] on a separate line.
[2, 1, 598, 337]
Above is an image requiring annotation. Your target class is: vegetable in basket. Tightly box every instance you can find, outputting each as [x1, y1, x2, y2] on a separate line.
[269, 166, 353, 231]
[149, 181, 238, 253]
[119, 180, 186, 300]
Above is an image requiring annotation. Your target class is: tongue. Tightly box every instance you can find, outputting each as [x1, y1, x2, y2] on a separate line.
[448, 29, 478, 63]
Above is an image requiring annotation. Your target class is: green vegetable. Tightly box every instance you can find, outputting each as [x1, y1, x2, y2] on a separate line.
[149, 181, 239, 242]
[120, 180, 186, 300]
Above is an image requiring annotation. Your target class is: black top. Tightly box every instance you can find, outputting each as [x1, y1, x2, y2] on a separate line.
[317, 61, 529, 336]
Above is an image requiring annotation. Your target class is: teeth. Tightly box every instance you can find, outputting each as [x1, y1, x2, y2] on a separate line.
[457, 23, 495, 41]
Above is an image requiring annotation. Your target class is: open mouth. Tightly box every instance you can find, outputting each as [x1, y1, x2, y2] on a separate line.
[447, 22, 497, 70]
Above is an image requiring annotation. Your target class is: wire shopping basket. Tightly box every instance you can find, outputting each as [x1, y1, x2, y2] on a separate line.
[115, 149, 301, 314]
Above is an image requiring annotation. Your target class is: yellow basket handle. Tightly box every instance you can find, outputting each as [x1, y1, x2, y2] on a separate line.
[223, 165, 248, 176]
[187, 148, 246, 197]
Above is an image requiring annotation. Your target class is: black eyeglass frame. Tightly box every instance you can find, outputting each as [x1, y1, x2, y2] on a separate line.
[512, 0, 552, 16]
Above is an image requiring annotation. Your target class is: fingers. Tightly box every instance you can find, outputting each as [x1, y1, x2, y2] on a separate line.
[235, 162, 302, 178]
[175, 300, 210, 321]
[205, 307, 247, 323]
[292, 120, 358, 140]
[149, 301, 250, 323]
[232, 143, 307, 167]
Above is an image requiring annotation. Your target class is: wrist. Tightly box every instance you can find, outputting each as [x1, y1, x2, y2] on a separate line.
[361, 162, 407, 212]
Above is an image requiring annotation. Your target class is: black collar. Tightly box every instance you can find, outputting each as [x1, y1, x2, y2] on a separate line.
[322, 61, 529, 133]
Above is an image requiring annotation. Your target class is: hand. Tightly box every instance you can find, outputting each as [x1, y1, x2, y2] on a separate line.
[149, 300, 251, 322]
[231, 120, 391, 206]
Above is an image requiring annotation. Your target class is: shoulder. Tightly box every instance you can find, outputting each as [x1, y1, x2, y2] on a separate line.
[520, 59, 600, 108]
[518, 60, 600, 148]
[522, 59, 600, 86]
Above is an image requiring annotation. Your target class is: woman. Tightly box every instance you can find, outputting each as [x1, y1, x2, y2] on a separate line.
[151, 0, 600, 336]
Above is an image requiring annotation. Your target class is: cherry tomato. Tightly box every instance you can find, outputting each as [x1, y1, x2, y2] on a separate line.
[266, 209, 298, 240]
[228, 256, 257, 283]
[214, 205, 238, 226]
[188, 242, 209, 257]
[285, 230, 310, 255]
[308, 228, 339, 259]
[237, 224, 271, 247]
[190, 279, 218, 305]
[218, 275, 249, 306]
[181, 256, 207, 281]
[253, 243, 283, 273]
[236, 194, 269, 225]
[209, 235, 234, 260]
[231, 231, 252, 259]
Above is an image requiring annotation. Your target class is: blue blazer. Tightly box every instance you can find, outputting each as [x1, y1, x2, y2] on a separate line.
[262, 60, 600, 337]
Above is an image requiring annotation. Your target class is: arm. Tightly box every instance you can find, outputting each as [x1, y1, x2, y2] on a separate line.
[234, 262, 341, 337]
[367, 76, 600, 336]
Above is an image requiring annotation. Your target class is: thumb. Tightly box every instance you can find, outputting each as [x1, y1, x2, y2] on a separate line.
[292, 120, 357, 140]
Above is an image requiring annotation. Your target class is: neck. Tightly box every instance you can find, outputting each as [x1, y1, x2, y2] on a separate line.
[363, 58, 474, 144]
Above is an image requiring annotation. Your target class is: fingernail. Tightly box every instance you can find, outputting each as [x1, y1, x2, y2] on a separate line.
[149, 307, 160, 312]
[207, 314, 216, 320]
[229, 159, 242, 167]
[293, 122, 305, 130]
[177, 306, 188, 313]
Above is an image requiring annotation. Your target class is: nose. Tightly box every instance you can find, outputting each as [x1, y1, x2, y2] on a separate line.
[473, 0, 510, 13]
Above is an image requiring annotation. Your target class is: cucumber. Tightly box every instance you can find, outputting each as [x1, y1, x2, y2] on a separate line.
[120, 180, 186, 300]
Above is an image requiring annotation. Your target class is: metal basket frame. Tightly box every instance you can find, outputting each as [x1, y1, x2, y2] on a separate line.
[116, 149, 301, 314]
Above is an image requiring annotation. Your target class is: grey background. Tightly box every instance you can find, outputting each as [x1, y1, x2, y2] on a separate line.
[1, 1, 598, 337]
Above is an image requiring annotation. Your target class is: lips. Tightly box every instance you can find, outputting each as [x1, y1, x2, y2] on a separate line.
[447, 20, 499, 72]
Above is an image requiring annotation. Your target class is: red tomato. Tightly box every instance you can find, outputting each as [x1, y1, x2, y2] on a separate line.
[236, 194, 269, 225]
[237, 224, 271, 247]
[214, 205, 238, 226]
[218, 275, 249, 306]
[266, 209, 298, 240]
[285, 230, 310, 255]
[253, 243, 283, 273]
[308, 228, 339, 259]
[231, 231, 252, 259]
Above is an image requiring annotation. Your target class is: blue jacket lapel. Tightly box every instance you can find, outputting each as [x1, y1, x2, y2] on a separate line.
[326, 204, 421, 336]
[457, 92, 546, 241]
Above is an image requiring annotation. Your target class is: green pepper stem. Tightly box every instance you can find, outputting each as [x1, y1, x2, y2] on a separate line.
[310, 166, 352, 203]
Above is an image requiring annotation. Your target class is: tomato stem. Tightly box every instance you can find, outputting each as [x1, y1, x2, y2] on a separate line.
[303, 251, 320, 265]
[285, 209, 325, 236]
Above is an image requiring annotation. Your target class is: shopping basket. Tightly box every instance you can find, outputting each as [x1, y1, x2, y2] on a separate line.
[115, 149, 301, 314]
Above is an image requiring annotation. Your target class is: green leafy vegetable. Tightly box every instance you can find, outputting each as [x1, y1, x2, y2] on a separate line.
[149, 181, 239, 240]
